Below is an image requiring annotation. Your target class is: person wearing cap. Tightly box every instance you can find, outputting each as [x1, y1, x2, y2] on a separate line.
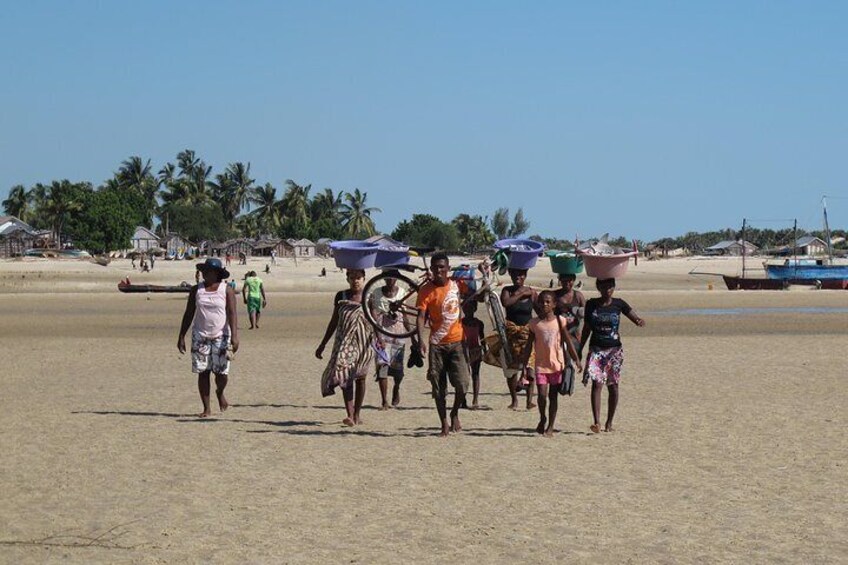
[242, 270, 267, 330]
[177, 258, 240, 418]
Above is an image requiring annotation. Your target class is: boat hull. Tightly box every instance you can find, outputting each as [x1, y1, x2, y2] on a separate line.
[766, 264, 848, 280]
[724, 276, 848, 290]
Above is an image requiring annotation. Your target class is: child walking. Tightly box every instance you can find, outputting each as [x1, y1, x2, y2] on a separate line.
[461, 301, 485, 410]
[177, 258, 240, 418]
[527, 291, 581, 436]
[579, 278, 645, 433]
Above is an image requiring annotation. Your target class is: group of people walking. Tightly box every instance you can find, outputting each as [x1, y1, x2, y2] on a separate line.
[177, 254, 645, 435]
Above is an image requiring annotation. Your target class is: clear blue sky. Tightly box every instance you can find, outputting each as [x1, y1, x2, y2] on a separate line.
[2, 1, 846, 240]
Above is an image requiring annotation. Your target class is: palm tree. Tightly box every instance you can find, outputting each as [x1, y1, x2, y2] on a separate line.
[116, 156, 159, 226]
[2, 185, 31, 222]
[281, 180, 311, 230]
[452, 213, 494, 252]
[249, 183, 283, 234]
[340, 188, 381, 238]
[310, 188, 343, 223]
[42, 180, 86, 246]
[212, 162, 255, 228]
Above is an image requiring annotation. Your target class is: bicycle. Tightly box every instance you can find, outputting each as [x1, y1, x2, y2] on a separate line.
[360, 249, 513, 367]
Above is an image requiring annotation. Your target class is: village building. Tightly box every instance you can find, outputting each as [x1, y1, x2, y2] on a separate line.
[286, 238, 316, 258]
[702, 240, 759, 256]
[795, 235, 828, 256]
[161, 233, 194, 257]
[131, 226, 160, 253]
[0, 216, 38, 258]
[315, 238, 334, 257]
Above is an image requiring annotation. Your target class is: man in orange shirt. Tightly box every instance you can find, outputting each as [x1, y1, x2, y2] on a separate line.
[416, 253, 471, 437]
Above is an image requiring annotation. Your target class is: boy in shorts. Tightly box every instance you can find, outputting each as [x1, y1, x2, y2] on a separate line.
[416, 253, 473, 437]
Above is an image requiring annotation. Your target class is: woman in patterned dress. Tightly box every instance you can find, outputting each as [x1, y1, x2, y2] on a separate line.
[315, 269, 376, 426]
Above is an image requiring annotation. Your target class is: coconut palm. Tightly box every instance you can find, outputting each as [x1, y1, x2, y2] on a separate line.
[249, 183, 283, 233]
[2, 185, 32, 222]
[452, 213, 495, 252]
[212, 162, 255, 228]
[281, 180, 311, 228]
[340, 188, 381, 238]
[42, 180, 87, 246]
[116, 156, 159, 226]
[310, 188, 343, 223]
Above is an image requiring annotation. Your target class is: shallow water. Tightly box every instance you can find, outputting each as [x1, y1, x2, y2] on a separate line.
[649, 306, 848, 316]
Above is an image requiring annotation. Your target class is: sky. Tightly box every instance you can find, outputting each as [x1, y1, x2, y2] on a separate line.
[1, 1, 846, 240]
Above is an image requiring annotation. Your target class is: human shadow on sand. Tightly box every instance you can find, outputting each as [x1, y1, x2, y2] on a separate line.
[73, 410, 321, 428]
[231, 403, 430, 411]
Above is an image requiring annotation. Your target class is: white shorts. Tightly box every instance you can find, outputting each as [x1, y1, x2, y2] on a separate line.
[191, 332, 230, 375]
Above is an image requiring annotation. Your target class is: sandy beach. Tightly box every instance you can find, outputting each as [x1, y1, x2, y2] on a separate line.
[1, 256, 846, 563]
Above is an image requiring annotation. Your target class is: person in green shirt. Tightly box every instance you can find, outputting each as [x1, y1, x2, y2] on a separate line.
[242, 271, 267, 329]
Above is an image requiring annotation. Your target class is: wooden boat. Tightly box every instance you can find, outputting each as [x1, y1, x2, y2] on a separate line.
[118, 280, 191, 293]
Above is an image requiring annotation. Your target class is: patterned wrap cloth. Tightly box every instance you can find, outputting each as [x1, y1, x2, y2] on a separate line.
[321, 300, 376, 397]
[482, 320, 535, 370]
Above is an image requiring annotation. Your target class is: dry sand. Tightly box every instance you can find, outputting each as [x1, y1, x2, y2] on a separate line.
[0, 256, 846, 563]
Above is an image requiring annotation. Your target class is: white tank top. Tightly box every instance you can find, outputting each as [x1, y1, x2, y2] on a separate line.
[194, 282, 228, 338]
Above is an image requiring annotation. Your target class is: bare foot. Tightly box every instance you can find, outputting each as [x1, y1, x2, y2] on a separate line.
[450, 416, 462, 432]
[197, 411, 211, 418]
[380, 404, 390, 411]
[536, 420, 546, 434]
[217, 393, 229, 412]
[508, 402, 519, 411]
[527, 403, 537, 410]
[470, 403, 480, 411]
[439, 424, 450, 437]
[354, 416, 363, 425]
[604, 425, 614, 432]
[590, 424, 601, 433]
[342, 417, 355, 426]
[543, 427, 555, 437]
[391, 397, 400, 408]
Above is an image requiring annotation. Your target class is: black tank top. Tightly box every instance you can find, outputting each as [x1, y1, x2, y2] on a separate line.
[505, 292, 534, 325]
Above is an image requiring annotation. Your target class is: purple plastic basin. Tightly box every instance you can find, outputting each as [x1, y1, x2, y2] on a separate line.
[493, 238, 546, 270]
[329, 240, 380, 269]
[375, 245, 410, 268]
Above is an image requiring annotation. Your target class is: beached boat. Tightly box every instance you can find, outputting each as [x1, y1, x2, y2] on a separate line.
[118, 280, 191, 293]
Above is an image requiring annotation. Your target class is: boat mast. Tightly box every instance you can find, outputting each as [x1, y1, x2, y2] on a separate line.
[741, 218, 747, 278]
[793, 218, 798, 276]
[823, 196, 834, 266]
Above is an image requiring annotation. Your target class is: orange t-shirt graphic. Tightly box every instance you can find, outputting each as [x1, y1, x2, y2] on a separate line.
[416, 279, 468, 345]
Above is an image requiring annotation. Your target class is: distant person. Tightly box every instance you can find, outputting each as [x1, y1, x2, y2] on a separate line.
[225, 253, 232, 267]
[270, 249, 277, 266]
[238, 251, 247, 265]
[177, 258, 240, 418]
[416, 253, 472, 436]
[527, 291, 581, 436]
[579, 278, 645, 433]
[368, 276, 409, 409]
[131, 256, 136, 270]
[264, 263, 270, 274]
[242, 271, 267, 330]
[320, 267, 327, 277]
[150, 254, 155, 270]
[461, 301, 485, 410]
[315, 269, 375, 426]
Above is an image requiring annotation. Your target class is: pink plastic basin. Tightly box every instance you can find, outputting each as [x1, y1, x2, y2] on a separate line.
[579, 251, 637, 279]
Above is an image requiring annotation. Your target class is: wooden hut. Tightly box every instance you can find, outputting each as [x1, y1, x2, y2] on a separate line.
[0, 216, 38, 258]
[286, 238, 316, 258]
[131, 226, 160, 253]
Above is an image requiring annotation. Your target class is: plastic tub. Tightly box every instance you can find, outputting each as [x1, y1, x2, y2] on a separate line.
[578, 251, 638, 279]
[546, 250, 584, 275]
[329, 240, 380, 269]
[493, 238, 546, 270]
[375, 245, 410, 268]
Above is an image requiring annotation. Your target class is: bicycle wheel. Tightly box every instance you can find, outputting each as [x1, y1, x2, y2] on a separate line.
[486, 291, 513, 367]
[362, 271, 420, 339]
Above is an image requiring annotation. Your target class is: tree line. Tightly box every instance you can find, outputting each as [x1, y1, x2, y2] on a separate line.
[1, 150, 535, 254]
